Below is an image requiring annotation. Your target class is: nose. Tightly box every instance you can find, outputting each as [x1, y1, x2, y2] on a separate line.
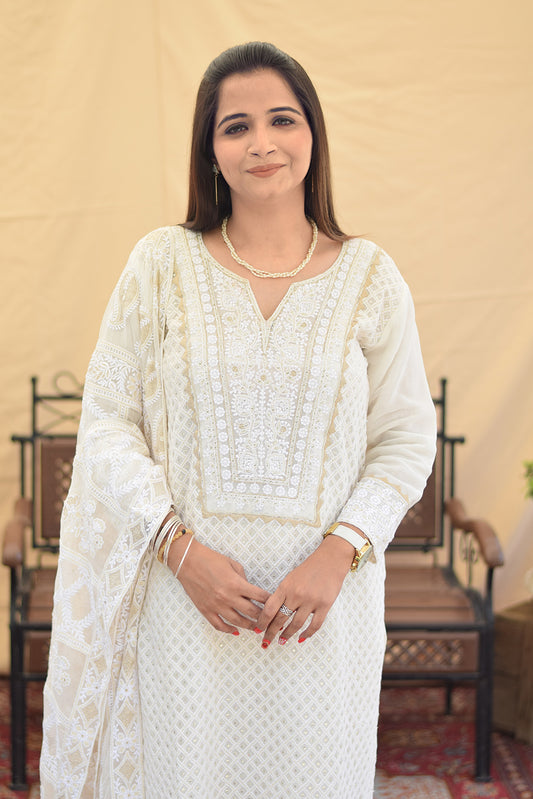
[248, 124, 277, 157]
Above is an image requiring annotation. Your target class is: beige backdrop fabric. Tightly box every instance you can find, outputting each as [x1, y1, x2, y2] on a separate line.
[1, 0, 532, 672]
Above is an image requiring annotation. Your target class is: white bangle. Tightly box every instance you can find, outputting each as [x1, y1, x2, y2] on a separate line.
[153, 513, 179, 555]
[154, 513, 193, 566]
[161, 518, 182, 565]
[174, 535, 194, 578]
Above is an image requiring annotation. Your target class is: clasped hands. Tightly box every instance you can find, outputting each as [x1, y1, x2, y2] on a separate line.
[167, 532, 356, 649]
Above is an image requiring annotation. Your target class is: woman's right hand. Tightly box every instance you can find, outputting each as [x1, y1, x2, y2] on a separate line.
[167, 536, 270, 635]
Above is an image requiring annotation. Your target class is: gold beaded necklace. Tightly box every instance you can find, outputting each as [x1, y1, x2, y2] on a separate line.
[221, 217, 318, 279]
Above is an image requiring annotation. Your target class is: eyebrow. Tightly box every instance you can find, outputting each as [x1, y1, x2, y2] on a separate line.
[216, 106, 303, 129]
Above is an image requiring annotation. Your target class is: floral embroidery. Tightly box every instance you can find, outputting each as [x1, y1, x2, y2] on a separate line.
[50, 652, 71, 695]
[63, 496, 105, 557]
[176, 231, 386, 523]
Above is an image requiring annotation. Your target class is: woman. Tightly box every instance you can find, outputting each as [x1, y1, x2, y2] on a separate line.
[41, 42, 436, 798]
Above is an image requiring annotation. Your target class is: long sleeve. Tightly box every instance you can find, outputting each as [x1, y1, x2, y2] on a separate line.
[338, 262, 436, 557]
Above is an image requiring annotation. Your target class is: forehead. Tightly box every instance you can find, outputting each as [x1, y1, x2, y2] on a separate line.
[215, 69, 303, 120]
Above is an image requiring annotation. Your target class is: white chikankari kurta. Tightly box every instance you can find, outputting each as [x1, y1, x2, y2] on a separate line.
[41, 226, 436, 798]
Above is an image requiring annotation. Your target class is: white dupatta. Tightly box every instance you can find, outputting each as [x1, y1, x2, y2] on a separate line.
[41, 228, 176, 798]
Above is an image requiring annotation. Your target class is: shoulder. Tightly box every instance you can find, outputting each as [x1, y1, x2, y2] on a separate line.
[107, 226, 182, 312]
[343, 238, 411, 346]
[121, 225, 199, 283]
[345, 237, 401, 274]
[135, 224, 200, 248]
[131, 225, 203, 268]
[128, 225, 180, 263]
[344, 237, 407, 297]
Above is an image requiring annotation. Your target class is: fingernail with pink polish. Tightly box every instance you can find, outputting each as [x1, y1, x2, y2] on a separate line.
[279, 637, 287, 646]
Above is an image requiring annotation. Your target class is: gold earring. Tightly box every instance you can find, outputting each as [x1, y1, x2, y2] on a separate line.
[213, 163, 219, 206]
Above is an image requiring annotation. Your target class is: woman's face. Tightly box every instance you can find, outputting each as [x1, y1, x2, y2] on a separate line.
[212, 68, 313, 210]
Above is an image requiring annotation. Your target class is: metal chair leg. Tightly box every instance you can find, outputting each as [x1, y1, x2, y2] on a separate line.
[445, 683, 453, 715]
[9, 626, 28, 790]
[475, 626, 494, 782]
[475, 676, 492, 780]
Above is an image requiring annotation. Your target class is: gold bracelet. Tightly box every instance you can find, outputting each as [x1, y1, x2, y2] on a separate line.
[157, 523, 193, 563]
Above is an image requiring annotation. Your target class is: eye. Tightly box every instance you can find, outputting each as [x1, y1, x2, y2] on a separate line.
[224, 123, 248, 135]
[272, 116, 294, 127]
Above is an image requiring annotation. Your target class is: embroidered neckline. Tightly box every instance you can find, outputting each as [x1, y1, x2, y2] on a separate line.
[197, 232, 350, 323]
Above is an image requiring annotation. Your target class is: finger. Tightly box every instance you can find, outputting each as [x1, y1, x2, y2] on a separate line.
[232, 574, 270, 606]
[292, 608, 328, 643]
[203, 590, 267, 630]
[228, 560, 271, 605]
[229, 559, 246, 578]
[207, 613, 241, 636]
[267, 608, 309, 644]
[246, 585, 271, 606]
[233, 598, 265, 623]
[219, 607, 259, 631]
[255, 591, 286, 631]
[262, 601, 307, 646]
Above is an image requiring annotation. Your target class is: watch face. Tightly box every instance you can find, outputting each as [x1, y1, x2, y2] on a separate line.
[352, 541, 373, 571]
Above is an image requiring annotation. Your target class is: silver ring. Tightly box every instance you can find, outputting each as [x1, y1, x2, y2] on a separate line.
[279, 603, 294, 617]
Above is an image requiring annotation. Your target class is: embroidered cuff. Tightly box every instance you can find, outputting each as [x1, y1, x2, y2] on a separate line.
[339, 476, 408, 557]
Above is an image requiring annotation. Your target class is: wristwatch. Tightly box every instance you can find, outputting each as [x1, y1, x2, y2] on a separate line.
[323, 522, 373, 572]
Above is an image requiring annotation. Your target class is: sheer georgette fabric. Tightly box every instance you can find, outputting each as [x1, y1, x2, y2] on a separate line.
[40, 226, 436, 798]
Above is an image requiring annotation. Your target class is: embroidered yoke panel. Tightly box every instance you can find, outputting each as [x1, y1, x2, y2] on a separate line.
[172, 229, 394, 525]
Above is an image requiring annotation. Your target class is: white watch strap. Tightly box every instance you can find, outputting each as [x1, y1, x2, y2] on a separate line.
[330, 523, 371, 553]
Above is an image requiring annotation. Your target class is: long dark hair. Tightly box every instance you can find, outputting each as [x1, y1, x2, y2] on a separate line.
[184, 42, 349, 240]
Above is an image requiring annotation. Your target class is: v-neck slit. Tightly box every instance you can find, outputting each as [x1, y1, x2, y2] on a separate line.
[196, 232, 349, 324]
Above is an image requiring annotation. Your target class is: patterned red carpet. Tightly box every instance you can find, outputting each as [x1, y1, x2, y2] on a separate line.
[0, 680, 532, 797]
[0, 680, 41, 799]
[376, 686, 533, 798]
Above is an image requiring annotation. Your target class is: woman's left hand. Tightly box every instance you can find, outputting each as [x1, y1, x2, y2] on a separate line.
[254, 533, 356, 648]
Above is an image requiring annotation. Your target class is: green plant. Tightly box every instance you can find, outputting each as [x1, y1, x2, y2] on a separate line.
[525, 461, 533, 499]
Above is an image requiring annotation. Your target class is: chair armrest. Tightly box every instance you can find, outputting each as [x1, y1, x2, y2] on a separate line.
[445, 497, 504, 569]
[14, 497, 32, 523]
[2, 497, 32, 569]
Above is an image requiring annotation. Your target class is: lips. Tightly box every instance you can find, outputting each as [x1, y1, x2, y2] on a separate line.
[247, 164, 284, 176]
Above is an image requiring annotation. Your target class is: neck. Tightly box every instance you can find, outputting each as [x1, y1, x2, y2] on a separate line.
[226, 198, 311, 253]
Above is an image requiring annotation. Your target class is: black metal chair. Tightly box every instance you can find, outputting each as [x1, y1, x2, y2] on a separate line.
[2, 374, 82, 789]
[383, 378, 505, 781]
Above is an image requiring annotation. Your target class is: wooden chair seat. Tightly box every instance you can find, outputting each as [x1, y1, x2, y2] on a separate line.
[385, 566, 480, 673]
[385, 565, 477, 623]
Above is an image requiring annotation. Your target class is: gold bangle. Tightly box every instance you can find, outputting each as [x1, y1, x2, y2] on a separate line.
[156, 525, 192, 563]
